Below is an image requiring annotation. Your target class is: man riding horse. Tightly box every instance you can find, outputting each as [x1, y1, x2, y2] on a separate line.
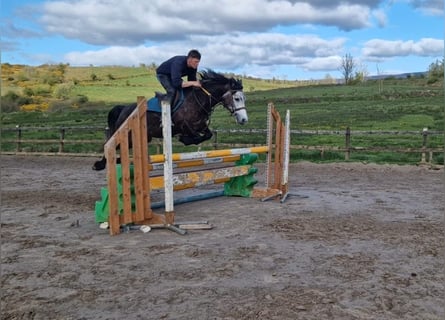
[92, 65, 248, 171]
[156, 49, 203, 107]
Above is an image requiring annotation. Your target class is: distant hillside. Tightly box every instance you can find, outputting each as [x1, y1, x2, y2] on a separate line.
[1, 63, 440, 112]
[366, 71, 428, 80]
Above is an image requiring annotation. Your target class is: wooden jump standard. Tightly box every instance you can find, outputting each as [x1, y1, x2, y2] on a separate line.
[101, 97, 290, 235]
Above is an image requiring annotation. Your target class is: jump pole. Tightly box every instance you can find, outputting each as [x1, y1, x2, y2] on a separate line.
[160, 99, 212, 233]
[280, 109, 291, 202]
[161, 99, 175, 224]
[148, 146, 268, 164]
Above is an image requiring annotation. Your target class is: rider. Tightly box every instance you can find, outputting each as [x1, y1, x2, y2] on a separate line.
[156, 49, 202, 104]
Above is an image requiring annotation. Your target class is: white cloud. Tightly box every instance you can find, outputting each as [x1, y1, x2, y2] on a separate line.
[2, 0, 442, 79]
[362, 38, 444, 59]
[64, 33, 346, 73]
[301, 56, 343, 71]
[40, 0, 374, 46]
[409, 0, 444, 16]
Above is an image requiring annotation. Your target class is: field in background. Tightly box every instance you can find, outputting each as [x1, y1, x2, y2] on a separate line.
[1, 64, 443, 165]
[1, 64, 298, 104]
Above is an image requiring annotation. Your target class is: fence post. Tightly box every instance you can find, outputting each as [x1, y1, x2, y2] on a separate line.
[213, 130, 218, 149]
[59, 128, 65, 153]
[104, 127, 110, 140]
[421, 128, 428, 163]
[345, 127, 351, 160]
[16, 125, 22, 152]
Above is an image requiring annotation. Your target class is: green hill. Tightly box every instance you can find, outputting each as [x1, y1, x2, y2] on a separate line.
[1, 63, 299, 106]
[1, 63, 443, 165]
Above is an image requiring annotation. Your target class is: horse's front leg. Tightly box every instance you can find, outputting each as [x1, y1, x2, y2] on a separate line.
[178, 127, 213, 145]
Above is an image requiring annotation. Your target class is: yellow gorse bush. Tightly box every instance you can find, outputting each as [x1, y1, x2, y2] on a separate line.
[20, 102, 50, 112]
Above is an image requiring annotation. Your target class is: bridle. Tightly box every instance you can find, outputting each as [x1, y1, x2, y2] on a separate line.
[196, 86, 246, 116]
[221, 90, 247, 115]
[180, 80, 247, 138]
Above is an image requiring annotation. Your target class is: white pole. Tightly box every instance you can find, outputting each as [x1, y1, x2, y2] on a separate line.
[161, 100, 174, 213]
[279, 110, 291, 203]
[265, 103, 273, 188]
[282, 109, 290, 186]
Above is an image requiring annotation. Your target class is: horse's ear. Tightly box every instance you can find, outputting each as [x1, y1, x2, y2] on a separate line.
[230, 78, 243, 90]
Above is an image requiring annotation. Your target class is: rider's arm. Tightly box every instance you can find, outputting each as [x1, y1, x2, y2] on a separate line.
[181, 80, 201, 88]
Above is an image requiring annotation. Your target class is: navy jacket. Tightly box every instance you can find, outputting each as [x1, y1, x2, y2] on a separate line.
[156, 55, 198, 89]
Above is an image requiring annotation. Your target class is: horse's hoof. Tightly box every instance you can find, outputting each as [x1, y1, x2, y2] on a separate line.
[92, 162, 105, 171]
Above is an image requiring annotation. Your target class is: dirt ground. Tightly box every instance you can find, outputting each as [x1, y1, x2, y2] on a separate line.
[1, 155, 443, 320]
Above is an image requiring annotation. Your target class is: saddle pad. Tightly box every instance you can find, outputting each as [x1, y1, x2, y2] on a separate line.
[147, 91, 185, 114]
[147, 97, 162, 113]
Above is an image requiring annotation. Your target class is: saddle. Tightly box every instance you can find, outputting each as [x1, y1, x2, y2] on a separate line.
[147, 91, 184, 114]
[147, 90, 213, 146]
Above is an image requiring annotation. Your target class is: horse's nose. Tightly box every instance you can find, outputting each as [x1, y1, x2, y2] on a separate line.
[235, 110, 248, 125]
[237, 115, 248, 125]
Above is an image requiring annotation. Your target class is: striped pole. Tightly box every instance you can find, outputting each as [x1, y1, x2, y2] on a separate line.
[149, 165, 251, 191]
[149, 154, 241, 171]
[149, 146, 269, 164]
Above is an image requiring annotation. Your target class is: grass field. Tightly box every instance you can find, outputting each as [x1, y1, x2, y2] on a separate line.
[1, 64, 443, 165]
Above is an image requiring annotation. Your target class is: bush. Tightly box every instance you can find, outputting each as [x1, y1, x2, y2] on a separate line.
[73, 95, 89, 104]
[1, 91, 33, 112]
[428, 59, 444, 79]
[42, 73, 63, 85]
[34, 85, 52, 97]
[48, 100, 71, 112]
[23, 87, 34, 97]
[53, 83, 74, 99]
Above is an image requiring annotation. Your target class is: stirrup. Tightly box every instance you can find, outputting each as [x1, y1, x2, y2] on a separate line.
[155, 92, 170, 102]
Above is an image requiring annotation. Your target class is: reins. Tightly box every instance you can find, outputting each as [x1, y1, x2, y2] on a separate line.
[197, 86, 245, 116]
[177, 72, 246, 139]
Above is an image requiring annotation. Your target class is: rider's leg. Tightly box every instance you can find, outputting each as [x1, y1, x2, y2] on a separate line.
[156, 74, 176, 105]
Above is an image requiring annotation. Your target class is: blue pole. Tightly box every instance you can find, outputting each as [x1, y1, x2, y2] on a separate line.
[151, 190, 225, 209]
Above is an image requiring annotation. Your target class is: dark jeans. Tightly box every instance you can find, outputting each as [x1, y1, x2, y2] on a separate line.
[156, 74, 176, 99]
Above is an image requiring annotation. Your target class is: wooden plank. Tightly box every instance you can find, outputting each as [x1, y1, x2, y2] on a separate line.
[105, 138, 120, 235]
[131, 104, 146, 223]
[119, 124, 133, 225]
[273, 116, 283, 190]
[136, 97, 152, 221]
[266, 103, 274, 189]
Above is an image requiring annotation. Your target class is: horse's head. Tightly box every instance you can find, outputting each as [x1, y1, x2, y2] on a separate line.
[200, 70, 248, 125]
[221, 79, 248, 125]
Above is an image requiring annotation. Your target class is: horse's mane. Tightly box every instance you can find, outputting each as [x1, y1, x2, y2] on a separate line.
[199, 69, 243, 91]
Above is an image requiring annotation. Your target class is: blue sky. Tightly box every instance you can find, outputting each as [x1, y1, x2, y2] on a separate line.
[1, 0, 443, 80]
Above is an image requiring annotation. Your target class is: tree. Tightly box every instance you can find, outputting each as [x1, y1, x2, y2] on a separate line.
[340, 53, 356, 85]
[427, 59, 444, 84]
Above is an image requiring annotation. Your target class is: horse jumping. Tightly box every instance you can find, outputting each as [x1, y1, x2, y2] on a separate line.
[92, 70, 248, 170]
